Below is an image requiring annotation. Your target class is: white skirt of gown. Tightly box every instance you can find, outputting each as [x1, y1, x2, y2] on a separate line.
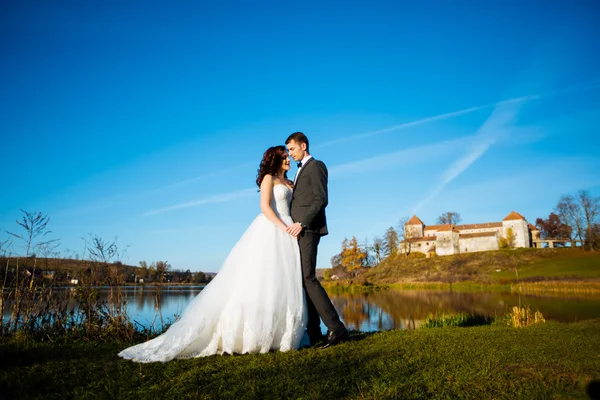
[118, 213, 308, 362]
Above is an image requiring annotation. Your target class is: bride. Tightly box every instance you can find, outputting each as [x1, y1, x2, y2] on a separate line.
[119, 146, 308, 362]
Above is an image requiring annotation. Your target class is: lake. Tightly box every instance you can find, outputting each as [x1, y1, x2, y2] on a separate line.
[6, 285, 598, 332]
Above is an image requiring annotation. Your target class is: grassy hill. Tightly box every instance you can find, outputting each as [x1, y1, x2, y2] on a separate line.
[354, 248, 600, 285]
[0, 256, 131, 271]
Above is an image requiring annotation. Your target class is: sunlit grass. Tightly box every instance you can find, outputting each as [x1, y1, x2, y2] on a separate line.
[1, 320, 598, 399]
[333, 249, 600, 294]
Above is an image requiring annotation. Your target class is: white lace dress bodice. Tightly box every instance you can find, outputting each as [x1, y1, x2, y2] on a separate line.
[271, 184, 293, 221]
[118, 184, 307, 362]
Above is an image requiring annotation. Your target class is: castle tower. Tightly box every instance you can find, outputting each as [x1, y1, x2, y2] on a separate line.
[405, 215, 425, 239]
[502, 211, 530, 248]
[435, 225, 460, 255]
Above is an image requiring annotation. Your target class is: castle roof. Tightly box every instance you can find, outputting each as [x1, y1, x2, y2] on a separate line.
[459, 231, 498, 239]
[455, 222, 502, 230]
[503, 211, 526, 221]
[528, 223, 539, 231]
[424, 224, 447, 231]
[436, 224, 457, 232]
[406, 215, 425, 225]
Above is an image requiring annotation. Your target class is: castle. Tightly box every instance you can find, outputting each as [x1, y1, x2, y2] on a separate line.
[402, 211, 540, 257]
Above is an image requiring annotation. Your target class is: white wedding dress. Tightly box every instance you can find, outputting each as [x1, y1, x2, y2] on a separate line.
[119, 184, 308, 362]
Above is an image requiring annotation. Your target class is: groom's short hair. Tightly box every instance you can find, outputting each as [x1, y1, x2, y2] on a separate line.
[286, 132, 310, 153]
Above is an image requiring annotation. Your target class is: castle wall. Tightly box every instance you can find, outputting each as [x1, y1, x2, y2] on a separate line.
[406, 224, 424, 239]
[458, 227, 501, 234]
[436, 231, 459, 256]
[408, 238, 435, 256]
[459, 235, 499, 253]
[403, 212, 535, 257]
[502, 220, 530, 248]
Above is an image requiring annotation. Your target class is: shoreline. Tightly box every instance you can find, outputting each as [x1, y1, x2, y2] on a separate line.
[321, 278, 600, 295]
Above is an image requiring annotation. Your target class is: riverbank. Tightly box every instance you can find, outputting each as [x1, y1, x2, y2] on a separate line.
[1, 320, 598, 399]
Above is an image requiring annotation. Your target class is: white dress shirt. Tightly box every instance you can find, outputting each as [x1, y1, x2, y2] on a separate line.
[294, 155, 313, 183]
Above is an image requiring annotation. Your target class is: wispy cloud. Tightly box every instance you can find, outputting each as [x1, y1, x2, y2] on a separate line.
[144, 188, 257, 216]
[76, 81, 600, 218]
[144, 162, 256, 195]
[412, 100, 524, 212]
[328, 135, 472, 177]
[317, 94, 538, 148]
[317, 80, 600, 149]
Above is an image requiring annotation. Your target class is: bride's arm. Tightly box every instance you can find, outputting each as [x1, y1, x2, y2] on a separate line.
[260, 175, 288, 231]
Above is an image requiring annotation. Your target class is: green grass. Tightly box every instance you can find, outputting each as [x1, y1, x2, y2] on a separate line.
[1, 320, 599, 399]
[492, 250, 600, 281]
[356, 248, 600, 286]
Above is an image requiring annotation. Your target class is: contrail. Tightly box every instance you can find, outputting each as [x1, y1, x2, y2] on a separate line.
[317, 95, 536, 148]
[317, 80, 600, 149]
[143, 162, 256, 196]
[328, 135, 472, 177]
[69, 80, 600, 218]
[412, 101, 523, 213]
[144, 188, 257, 216]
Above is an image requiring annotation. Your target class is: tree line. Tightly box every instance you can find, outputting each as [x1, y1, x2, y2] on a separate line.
[535, 190, 599, 249]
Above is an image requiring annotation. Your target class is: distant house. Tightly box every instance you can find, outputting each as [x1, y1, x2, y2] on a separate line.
[402, 211, 540, 257]
[70, 278, 79, 285]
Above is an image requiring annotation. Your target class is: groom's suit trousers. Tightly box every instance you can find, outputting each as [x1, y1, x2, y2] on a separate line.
[299, 231, 345, 337]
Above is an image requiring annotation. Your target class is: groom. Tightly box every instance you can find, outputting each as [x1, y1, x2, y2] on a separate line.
[285, 132, 349, 348]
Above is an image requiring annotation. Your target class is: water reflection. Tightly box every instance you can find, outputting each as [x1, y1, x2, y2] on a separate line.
[331, 289, 600, 331]
[4, 286, 600, 332]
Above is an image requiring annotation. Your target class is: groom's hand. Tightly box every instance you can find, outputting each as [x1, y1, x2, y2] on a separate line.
[286, 222, 303, 237]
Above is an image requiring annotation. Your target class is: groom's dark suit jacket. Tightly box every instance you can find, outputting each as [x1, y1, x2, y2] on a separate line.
[291, 157, 328, 236]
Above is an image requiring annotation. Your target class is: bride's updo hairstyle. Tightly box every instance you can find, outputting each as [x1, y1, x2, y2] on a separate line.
[256, 145, 290, 189]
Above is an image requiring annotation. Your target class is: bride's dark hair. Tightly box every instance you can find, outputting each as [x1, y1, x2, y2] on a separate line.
[256, 145, 291, 189]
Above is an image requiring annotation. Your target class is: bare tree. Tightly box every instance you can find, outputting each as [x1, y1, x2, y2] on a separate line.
[555, 195, 585, 244]
[436, 211, 461, 225]
[578, 190, 600, 250]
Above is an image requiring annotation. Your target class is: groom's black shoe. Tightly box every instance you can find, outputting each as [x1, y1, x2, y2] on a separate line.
[321, 329, 349, 349]
[309, 334, 326, 347]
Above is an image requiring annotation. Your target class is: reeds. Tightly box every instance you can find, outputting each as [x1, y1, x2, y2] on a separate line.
[2, 273, 134, 342]
[504, 306, 546, 328]
[510, 280, 600, 296]
[423, 306, 546, 329]
[423, 312, 495, 328]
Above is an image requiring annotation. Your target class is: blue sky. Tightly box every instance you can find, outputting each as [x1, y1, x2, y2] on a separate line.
[1, 1, 599, 272]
